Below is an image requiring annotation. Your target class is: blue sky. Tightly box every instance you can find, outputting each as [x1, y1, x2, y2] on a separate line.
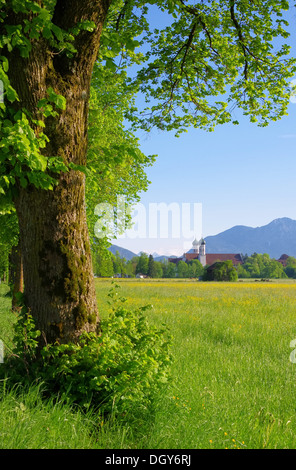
[110, 5, 296, 256]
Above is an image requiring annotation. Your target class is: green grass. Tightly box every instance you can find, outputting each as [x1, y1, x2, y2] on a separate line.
[0, 284, 16, 349]
[95, 279, 296, 449]
[0, 382, 100, 449]
[1, 279, 296, 448]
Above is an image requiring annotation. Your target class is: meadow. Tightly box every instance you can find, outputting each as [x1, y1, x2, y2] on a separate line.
[1, 278, 296, 449]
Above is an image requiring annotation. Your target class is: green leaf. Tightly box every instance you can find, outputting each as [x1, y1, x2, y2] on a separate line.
[30, 3, 42, 13]
[78, 20, 96, 32]
[105, 58, 117, 72]
[6, 86, 18, 102]
[51, 24, 64, 42]
[55, 95, 66, 110]
[19, 176, 28, 188]
[47, 87, 66, 110]
[42, 26, 53, 40]
[0, 56, 9, 72]
[68, 162, 87, 173]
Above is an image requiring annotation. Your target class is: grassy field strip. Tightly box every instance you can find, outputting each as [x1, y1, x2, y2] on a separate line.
[95, 280, 296, 449]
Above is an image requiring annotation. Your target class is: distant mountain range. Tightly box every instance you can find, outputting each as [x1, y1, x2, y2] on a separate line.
[108, 244, 174, 262]
[204, 217, 296, 259]
[108, 244, 137, 261]
[109, 218, 296, 260]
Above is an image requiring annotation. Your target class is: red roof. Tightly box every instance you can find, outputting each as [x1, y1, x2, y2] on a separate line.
[279, 254, 289, 260]
[168, 257, 183, 264]
[169, 253, 243, 266]
[277, 254, 289, 267]
[185, 253, 200, 261]
[205, 254, 243, 266]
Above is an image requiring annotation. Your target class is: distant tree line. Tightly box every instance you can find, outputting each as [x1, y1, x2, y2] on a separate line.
[237, 253, 295, 279]
[93, 250, 204, 279]
[92, 249, 296, 281]
[1, 246, 295, 283]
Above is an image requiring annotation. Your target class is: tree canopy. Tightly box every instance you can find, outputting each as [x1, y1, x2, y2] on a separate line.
[203, 260, 238, 281]
[86, 62, 155, 245]
[1, 0, 295, 200]
[237, 253, 288, 279]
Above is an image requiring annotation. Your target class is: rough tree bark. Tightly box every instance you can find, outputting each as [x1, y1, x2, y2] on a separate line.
[6, 0, 112, 346]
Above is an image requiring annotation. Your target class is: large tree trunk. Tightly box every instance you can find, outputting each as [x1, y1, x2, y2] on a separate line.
[14, 171, 98, 345]
[6, 0, 112, 346]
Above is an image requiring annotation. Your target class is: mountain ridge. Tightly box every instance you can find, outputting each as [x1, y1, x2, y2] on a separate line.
[108, 218, 296, 260]
[204, 217, 296, 258]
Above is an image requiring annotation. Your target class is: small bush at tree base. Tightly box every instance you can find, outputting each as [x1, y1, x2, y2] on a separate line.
[2, 295, 172, 418]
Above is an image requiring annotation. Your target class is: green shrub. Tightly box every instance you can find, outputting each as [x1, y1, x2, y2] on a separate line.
[3, 289, 172, 417]
[203, 260, 238, 282]
[1, 305, 41, 381]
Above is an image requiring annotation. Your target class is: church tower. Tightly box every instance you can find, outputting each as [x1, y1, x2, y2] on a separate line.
[192, 238, 200, 254]
[199, 239, 206, 266]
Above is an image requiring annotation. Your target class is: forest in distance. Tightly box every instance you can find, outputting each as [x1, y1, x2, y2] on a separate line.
[93, 250, 296, 280]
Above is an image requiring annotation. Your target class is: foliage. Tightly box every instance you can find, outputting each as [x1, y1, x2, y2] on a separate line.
[94, 247, 206, 279]
[240, 253, 288, 279]
[189, 259, 204, 278]
[87, 64, 156, 245]
[0, 243, 9, 280]
[0, 0, 95, 195]
[41, 304, 172, 415]
[176, 260, 189, 278]
[0, 0, 295, 199]
[175, 259, 204, 278]
[3, 287, 172, 417]
[112, 250, 127, 277]
[1, 303, 41, 379]
[92, 244, 115, 278]
[135, 252, 149, 275]
[0, 201, 19, 280]
[203, 260, 238, 281]
[148, 254, 155, 278]
[133, 0, 296, 135]
[284, 256, 296, 279]
[153, 261, 164, 279]
[93, 250, 207, 279]
[162, 261, 177, 279]
[92, 250, 296, 281]
[147, 254, 163, 278]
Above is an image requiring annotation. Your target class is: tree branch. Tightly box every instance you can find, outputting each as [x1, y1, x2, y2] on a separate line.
[115, 0, 130, 31]
[229, 0, 248, 80]
[51, 0, 112, 75]
[178, 0, 220, 57]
